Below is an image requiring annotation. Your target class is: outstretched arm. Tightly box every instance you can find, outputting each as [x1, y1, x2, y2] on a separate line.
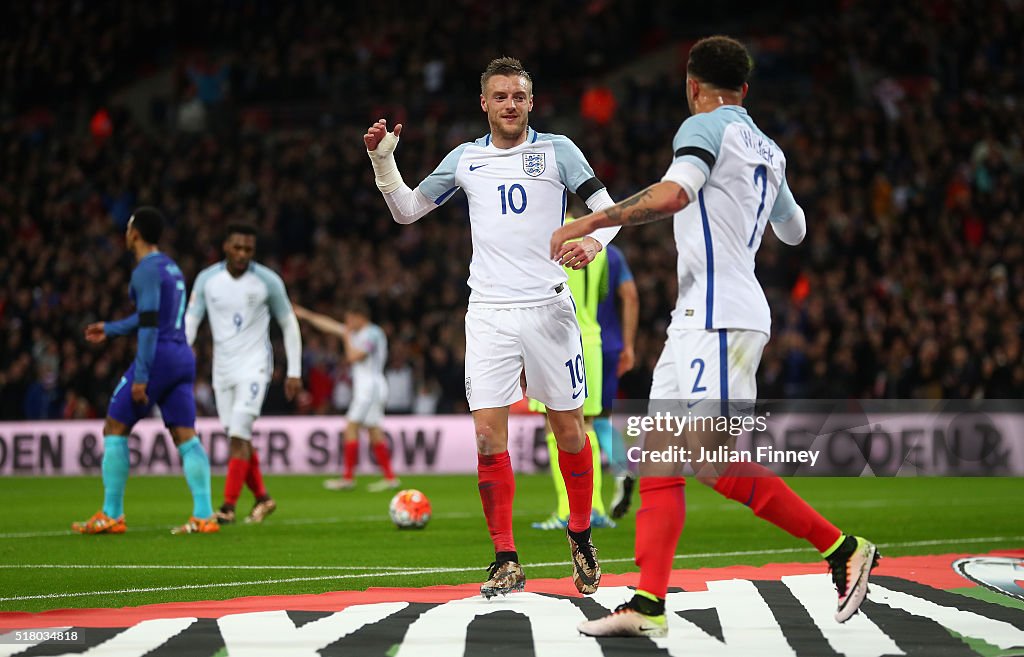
[552, 181, 689, 260]
[94, 313, 139, 340]
[556, 189, 622, 271]
[341, 332, 368, 364]
[294, 305, 348, 339]
[365, 119, 438, 225]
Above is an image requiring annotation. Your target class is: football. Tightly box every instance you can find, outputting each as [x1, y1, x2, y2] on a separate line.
[388, 489, 432, 529]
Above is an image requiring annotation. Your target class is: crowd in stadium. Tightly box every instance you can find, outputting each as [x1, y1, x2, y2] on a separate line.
[1, 0, 1022, 420]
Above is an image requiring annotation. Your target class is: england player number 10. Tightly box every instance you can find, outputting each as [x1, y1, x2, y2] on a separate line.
[497, 184, 528, 215]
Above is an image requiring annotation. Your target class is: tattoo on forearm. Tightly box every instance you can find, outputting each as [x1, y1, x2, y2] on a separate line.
[603, 186, 675, 227]
[624, 209, 670, 226]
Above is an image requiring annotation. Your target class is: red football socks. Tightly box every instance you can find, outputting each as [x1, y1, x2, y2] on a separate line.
[245, 449, 268, 500]
[635, 477, 686, 599]
[557, 439, 594, 533]
[477, 451, 516, 553]
[713, 462, 841, 553]
[224, 457, 250, 507]
[343, 441, 359, 480]
[373, 442, 395, 480]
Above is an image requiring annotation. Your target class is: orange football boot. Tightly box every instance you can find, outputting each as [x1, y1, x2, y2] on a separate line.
[72, 511, 126, 534]
[171, 516, 221, 534]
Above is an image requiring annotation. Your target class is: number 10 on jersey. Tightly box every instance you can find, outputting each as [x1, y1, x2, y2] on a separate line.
[498, 184, 527, 215]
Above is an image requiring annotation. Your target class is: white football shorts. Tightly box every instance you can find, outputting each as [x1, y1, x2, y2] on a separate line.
[649, 328, 768, 414]
[214, 375, 269, 440]
[348, 377, 388, 428]
[464, 294, 586, 412]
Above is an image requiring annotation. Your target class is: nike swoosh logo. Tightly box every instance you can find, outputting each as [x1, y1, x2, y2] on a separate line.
[478, 482, 497, 490]
[687, 399, 704, 408]
[572, 389, 583, 399]
[571, 468, 592, 478]
[469, 164, 489, 171]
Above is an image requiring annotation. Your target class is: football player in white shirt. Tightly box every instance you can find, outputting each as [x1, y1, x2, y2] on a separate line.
[551, 36, 878, 638]
[294, 302, 398, 492]
[185, 223, 303, 525]
[365, 57, 619, 599]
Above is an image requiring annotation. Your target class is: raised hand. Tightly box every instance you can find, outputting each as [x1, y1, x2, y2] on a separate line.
[364, 118, 403, 153]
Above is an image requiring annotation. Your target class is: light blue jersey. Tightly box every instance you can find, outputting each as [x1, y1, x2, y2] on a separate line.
[185, 262, 300, 383]
[350, 323, 388, 390]
[417, 127, 607, 306]
[661, 105, 799, 335]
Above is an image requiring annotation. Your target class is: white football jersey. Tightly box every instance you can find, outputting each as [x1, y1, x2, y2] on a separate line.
[350, 323, 388, 391]
[185, 262, 299, 382]
[417, 127, 607, 306]
[661, 106, 800, 336]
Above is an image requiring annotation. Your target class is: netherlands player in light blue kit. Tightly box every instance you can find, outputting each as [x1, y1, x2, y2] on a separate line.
[73, 207, 219, 535]
[364, 57, 619, 599]
[552, 37, 877, 637]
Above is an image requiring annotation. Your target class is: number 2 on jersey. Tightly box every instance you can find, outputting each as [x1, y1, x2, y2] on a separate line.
[498, 184, 527, 215]
[748, 164, 768, 248]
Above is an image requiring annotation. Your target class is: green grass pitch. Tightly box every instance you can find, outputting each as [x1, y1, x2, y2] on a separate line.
[1, 475, 1021, 613]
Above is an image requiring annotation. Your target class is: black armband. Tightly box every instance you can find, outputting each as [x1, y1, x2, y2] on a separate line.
[576, 176, 605, 201]
[674, 146, 716, 169]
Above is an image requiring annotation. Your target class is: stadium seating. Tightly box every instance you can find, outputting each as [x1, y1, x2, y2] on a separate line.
[1, 1, 1022, 420]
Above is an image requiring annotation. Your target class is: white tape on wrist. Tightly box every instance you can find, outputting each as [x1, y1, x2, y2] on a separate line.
[367, 132, 404, 193]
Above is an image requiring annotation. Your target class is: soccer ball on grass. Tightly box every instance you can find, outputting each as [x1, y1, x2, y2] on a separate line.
[389, 489, 431, 529]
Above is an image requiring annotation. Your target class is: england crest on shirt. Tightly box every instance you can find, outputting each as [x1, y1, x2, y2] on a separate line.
[523, 152, 545, 177]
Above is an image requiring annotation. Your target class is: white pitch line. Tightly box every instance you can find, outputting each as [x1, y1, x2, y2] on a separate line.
[1, 534, 1020, 604]
[276, 511, 479, 527]
[0, 495, 1014, 540]
[0, 567, 470, 603]
[0, 511, 482, 540]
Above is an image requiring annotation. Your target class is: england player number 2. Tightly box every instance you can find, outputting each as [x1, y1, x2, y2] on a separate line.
[691, 358, 707, 394]
[748, 164, 768, 247]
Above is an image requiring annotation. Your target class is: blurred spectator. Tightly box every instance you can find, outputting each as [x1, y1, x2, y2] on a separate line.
[385, 342, 415, 415]
[1, 0, 1023, 421]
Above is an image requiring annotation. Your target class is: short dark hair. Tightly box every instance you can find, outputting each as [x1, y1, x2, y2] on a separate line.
[346, 300, 370, 318]
[225, 222, 258, 241]
[687, 36, 752, 92]
[480, 56, 533, 94]
[129, 207, 164, 244]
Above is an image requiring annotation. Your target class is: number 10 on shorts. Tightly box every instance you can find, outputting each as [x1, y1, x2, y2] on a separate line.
[564, 354, 585, 397]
